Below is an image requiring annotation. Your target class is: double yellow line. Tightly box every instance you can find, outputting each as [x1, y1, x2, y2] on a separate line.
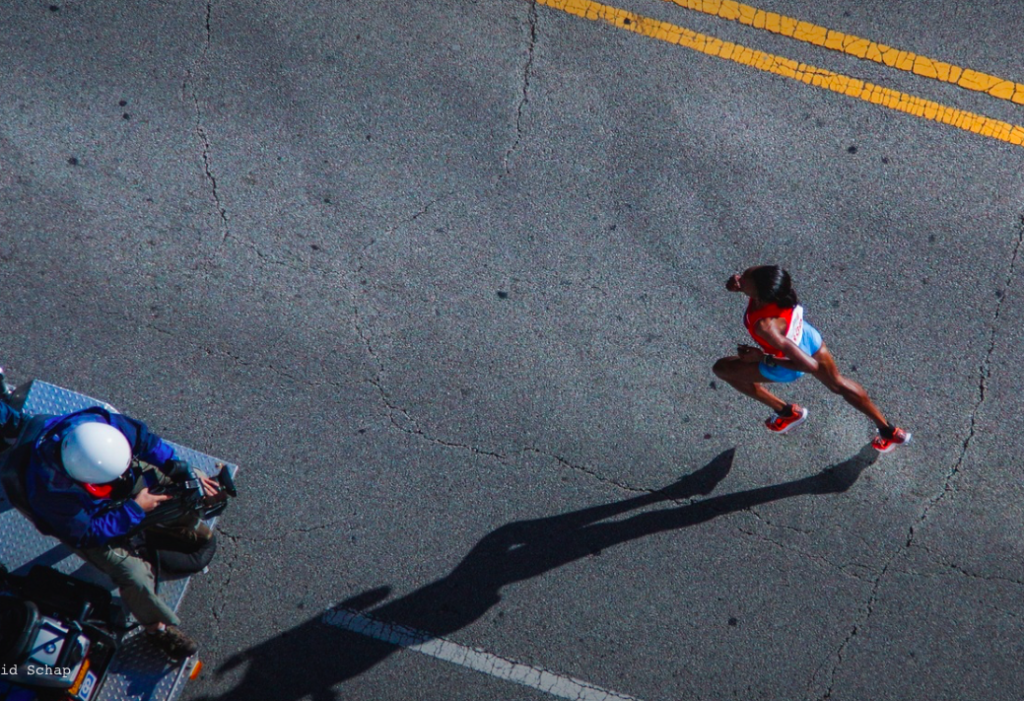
[536, 0, 1024, 147]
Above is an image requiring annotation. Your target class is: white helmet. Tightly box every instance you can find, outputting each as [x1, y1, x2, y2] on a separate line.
[61, 422, 132, 484]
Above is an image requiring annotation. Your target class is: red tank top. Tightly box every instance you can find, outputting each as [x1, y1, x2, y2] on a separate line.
[744, 300, 804, 358]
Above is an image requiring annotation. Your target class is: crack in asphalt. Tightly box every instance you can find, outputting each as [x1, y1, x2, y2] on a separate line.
[352, 281, 709, 494]
[523, 448, 668, 494]
[896, 543, 1024, 588]
[199, 530, 242, 649]
[909, 213, 1024, 533]
[345, 193, 734, 500]
[350, 318, 682, 492]
[734, 525, 878, 583]
[809, 214, 1024, 701]
[807, 539, 1024, 698]
[232, 449, 720, 546]
[347, 192, 525, 463]
[143, 322, 316, 393]
[746, 506, 815, 536]
[354, 191, 455, 275]
[806, 544, 902, 701]
[183, 0, 229, 243]
[981, 601, 1024, 625]
[501, 0, 537, 177]
[903, 561, 1024, 588]
[343, 192, 697, 497]
[218, 518, 355, 544]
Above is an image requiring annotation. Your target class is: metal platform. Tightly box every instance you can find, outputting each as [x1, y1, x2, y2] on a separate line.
[0, 380, 238, 701]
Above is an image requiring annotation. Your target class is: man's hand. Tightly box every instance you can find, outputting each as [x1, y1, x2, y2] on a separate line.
[134, 488, 172, 513]
[726, 273, 742, 292]
[200, 475, 227, 507]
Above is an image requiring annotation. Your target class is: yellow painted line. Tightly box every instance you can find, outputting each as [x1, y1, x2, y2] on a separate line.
[536, 0, 1024, 148]
[663, 0, 1024, 106]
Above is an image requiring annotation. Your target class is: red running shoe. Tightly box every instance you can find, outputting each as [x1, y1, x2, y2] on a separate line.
[872, 426, 912, 453]
[765, 405, 808, 434]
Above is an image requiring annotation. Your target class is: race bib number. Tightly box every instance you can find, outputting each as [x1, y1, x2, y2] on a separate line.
[785, 305, 805, 346]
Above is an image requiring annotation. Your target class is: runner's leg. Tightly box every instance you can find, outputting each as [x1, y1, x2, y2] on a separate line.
[810, 345, 889, 429]
[712, 356, 788, 412]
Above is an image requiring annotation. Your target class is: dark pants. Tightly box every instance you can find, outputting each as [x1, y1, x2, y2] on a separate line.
[0, 401, 24, 445]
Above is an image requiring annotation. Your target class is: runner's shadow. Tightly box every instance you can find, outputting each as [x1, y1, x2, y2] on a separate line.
[197, 446, 876, 701]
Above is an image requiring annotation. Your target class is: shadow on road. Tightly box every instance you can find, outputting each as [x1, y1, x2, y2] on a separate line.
[197, 446, 877, 701]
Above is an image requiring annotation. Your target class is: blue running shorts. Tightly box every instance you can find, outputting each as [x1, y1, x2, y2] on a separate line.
[758, 322, 823, 383]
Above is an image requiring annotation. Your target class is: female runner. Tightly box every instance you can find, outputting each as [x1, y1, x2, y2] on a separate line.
[712, 265, 910, 452]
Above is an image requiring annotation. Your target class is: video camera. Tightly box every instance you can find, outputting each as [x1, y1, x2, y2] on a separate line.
[138, 460, 237, 528]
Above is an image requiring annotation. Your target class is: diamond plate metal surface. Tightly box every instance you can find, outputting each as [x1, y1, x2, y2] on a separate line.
[20, 381, 121, 415]
[0, 380, 239, 701]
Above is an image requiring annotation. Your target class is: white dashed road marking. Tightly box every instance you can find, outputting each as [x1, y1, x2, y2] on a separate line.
[323, 607, 644, 701]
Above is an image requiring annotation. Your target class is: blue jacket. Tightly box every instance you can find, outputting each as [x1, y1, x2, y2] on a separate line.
[25, 407, 177, 548]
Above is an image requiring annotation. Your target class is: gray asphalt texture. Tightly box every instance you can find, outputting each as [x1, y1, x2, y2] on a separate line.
[2, 0, 1023, 699]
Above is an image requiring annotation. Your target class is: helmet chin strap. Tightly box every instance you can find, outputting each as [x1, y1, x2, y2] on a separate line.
[80, 464, 135, 499]
[83, 482, 114, 498]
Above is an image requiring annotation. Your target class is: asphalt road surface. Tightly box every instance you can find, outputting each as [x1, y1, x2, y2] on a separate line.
[2, 0, 1024, 699]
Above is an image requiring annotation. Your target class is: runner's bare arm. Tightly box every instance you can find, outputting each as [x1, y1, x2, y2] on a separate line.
[755, 318, 819, 372]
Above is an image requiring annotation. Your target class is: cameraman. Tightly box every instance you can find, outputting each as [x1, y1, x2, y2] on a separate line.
[15, 405, 221, 661]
